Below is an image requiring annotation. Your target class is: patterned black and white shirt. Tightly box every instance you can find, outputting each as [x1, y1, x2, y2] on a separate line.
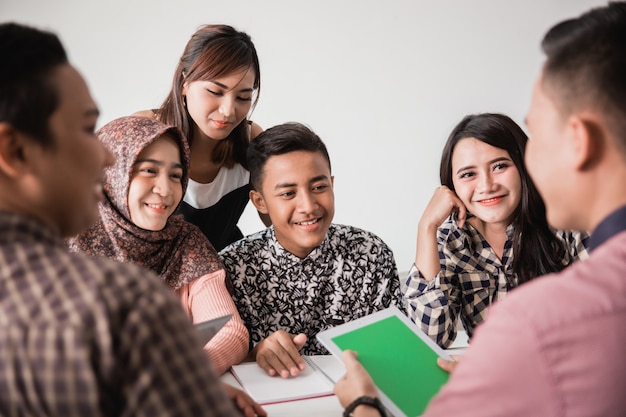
[220, 224, 404, 355]
[402, 215, 590, 348]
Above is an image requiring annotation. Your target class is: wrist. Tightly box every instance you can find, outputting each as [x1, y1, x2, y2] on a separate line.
[343, 396, 386, 417]
[417, 218, 440, 235]
[247, 343, 260, 362]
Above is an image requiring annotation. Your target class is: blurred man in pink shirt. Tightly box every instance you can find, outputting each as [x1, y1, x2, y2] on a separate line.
[335, 3, 626, 416]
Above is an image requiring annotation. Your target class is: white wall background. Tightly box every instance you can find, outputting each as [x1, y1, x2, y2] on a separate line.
[2, 0, 606, 269]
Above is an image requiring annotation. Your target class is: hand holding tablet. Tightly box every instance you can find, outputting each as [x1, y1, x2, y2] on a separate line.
[317, 306, 453, 417]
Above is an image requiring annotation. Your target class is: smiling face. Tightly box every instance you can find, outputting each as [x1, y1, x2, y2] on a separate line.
[451, 137, 522, 227]
[27, 65, 114, 237]
[127, 135, 184, 231]
[182, 67, 256, 142]
[250, 150, 335, 258]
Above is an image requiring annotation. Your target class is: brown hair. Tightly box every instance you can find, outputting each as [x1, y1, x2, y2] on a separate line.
[440, 113, 567, 285]
[156, 24, 261, 169]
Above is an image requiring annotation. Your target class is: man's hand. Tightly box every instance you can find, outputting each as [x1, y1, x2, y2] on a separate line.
[252, 330, 307, 377]
[222, 382, 267, 417]
[334, 350, 379, 408]
[437, 354, 461, 373]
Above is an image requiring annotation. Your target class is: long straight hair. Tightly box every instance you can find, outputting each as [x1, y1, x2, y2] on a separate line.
[156, 24, 260, 169]
[440, 113, 567, 285]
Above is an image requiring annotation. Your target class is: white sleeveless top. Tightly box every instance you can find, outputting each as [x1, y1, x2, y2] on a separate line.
[183, 164, 250, 210]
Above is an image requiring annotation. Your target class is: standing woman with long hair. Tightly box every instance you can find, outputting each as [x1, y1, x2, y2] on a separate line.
[135, 24, 265, 251]
[402, 113, 589, 348]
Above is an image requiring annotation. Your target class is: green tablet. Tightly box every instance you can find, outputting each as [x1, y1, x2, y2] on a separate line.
[317, 306, 452, 417]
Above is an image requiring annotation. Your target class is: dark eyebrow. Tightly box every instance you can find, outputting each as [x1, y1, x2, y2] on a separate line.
[273, 175, 331, 191]
[455, 164, 474, 175]
[134, 158, 184, 170]
[456, 157, 512, 174]
[274, 182, 296, 190]
[209, 80, 255, 93]
[309, 175, 331, 183]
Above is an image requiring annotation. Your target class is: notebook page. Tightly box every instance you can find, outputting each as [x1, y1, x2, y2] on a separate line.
[230, 361, 334, 405]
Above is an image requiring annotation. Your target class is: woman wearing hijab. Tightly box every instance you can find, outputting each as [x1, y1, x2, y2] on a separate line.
[68, 115, 248, 375]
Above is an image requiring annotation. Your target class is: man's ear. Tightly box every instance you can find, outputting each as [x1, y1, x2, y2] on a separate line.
[569, 113, 605, 171]
[0, 123, 27, 178]
[250, 189, 269, 214]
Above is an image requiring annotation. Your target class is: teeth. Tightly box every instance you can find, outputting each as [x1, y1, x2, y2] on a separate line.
[297, 219, 318, 225]
[147, 204, 167, 209]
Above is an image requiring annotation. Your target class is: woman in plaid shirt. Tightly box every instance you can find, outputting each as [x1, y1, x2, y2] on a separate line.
[402, 113, 589, 348]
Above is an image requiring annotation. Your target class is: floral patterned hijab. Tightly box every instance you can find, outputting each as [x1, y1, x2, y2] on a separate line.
[68, 116, 223, 289]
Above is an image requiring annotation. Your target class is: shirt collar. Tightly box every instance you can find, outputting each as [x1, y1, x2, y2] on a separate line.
[267, 226, 331, 264]
[589, 205, 626, 251]
[459, 213, 516, 239]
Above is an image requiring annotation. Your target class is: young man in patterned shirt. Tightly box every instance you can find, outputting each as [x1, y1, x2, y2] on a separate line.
[0, 22, 264, 417]
[220, 122, 404, 379]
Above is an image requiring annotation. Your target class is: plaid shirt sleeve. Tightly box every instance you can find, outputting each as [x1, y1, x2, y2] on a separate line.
[401, 217, 478, 349]
[401, 262, 461, 348]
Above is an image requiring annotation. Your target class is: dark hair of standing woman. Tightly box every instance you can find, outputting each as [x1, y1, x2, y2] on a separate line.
[156, 24, 260, 169]
[439, 113, 568, 285]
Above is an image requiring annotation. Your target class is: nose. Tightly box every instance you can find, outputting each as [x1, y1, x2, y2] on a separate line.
[218, 95, 235, 118]
[152, 173, 172, 197]
[297, 190, 318, 212]
[477, 173, 495, 193]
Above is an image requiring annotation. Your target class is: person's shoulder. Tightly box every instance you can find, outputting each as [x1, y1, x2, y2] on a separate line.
[219, 228, 271, 258]
[63, 249, 168, 297]
[249, 121, 263, 141]
[328, 224, 393, 252]
[553, 228, 588, 241]
[63, 247, 142, 276]
[495, 237, 626, 329]
[60, 249, 185, 319]
[554, 228, 590, 249]
[175, 215, 220, 254]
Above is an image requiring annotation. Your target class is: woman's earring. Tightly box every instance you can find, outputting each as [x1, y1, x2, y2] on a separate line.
[182, 96, 187, 108]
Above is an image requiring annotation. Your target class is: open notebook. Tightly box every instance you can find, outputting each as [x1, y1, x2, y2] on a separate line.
[317, 306, 453, 417]
[230, 355, 346, 405]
